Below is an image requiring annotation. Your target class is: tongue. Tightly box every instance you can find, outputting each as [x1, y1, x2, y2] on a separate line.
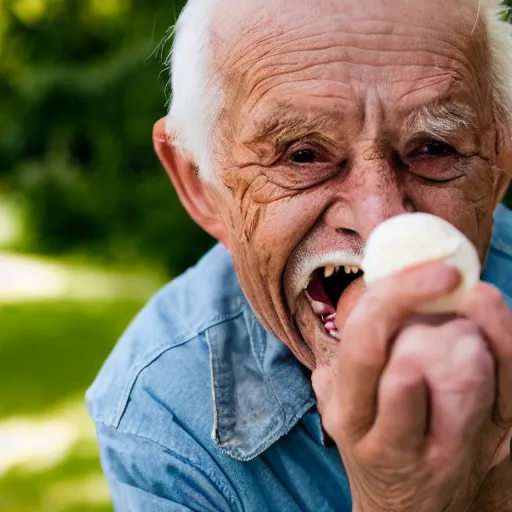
[306, 270, 365, 323]
[307, 271, 334, 308]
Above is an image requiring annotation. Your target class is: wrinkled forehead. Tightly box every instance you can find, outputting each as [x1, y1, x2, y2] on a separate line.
[212, 0, 482, 56]
[211, 0, 488, 112]
[213, 0, 478, 38]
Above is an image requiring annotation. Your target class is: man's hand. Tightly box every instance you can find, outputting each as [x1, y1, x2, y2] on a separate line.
[467, 458, 512, 511]
[312, 262, 512, 512]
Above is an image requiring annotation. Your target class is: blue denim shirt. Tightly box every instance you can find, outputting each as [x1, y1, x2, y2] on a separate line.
[87, 205, 512, 512]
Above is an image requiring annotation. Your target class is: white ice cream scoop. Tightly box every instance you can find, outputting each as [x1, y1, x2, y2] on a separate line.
[362, 213, 481, 313]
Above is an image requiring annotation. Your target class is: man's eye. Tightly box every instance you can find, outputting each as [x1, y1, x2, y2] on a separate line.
[417, 141, 456, 157]
[289, 149, 317, 164]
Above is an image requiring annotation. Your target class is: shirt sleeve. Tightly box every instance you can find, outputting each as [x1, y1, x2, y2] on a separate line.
[95, 423, 241, 512]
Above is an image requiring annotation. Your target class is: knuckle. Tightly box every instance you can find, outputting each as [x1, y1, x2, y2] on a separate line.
[459, 329, 485, 354]
[353, 439, 390, 465]
[457, 339, 494, 380]
[463, 335, 493, 369]
[435, 333, 494, 393]
[467, 282, 507, 313]
[382, 361, 423, 395]
[364, 278, 414, 316]
[319, 406, 344, 439]
[438, 320, 488, 362]
[445, 318, 479, 337]
[394, 324, 433, 356]
[479, 283, 506, 309]
[428, 446, 459, 477]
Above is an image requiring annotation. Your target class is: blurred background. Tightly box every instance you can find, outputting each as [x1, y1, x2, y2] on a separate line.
[0, 0, 214, 510]
[0, 1, 511, 511]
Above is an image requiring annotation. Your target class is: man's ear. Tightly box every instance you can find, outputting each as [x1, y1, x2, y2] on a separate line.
[153, 118, 229, 248]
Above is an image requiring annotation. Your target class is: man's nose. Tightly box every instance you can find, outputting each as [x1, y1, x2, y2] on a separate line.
[324, 160, 414, 241]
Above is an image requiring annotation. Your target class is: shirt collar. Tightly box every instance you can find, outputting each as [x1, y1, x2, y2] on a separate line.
[205, 303, 317, 461]
[205, 204, 512, 461]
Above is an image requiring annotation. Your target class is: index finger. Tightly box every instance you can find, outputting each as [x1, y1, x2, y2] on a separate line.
[333, 261, 461, 440]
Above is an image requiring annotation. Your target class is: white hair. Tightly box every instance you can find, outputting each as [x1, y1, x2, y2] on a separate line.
[483, 0, 512, 152]
[165, 0, 220, 182]
[166, 0, 512, 180]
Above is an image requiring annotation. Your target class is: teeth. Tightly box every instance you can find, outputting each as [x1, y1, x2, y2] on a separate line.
[306, 264, 361, 291]
[324, 265, 335, 278]
[329, 330, 340, 339]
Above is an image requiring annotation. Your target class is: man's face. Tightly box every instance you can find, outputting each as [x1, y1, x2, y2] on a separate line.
[206, 0, 506, 369]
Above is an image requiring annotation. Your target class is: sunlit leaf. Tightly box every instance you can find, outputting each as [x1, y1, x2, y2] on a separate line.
[88, 0, 131, 18]
[10, 0, 47, 25]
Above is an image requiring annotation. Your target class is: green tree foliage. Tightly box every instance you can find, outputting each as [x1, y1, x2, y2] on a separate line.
[503, 0, 512, 22]
[0, 0, 213, 274]
[0, 1, 510, 273]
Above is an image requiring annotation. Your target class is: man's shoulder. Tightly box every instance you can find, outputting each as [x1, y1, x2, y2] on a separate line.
[492, 203, 512, 258]
[484, 204, 512, 306]
[85, 244, 249, 438]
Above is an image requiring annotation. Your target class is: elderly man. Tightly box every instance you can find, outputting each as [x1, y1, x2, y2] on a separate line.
[87, 0, 512, 510]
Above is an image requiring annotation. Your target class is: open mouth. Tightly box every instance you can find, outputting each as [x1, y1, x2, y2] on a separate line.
[304, 264, 364, 339]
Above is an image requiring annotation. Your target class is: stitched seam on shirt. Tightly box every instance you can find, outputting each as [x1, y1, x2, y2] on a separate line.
[113, 307, 253, 428]
[114, 337, 195, 428]
[195, 304, 250, 334]
[159, 292, 247, 343]
[97, 422, 244, 511]
[205, 328, 220, 447]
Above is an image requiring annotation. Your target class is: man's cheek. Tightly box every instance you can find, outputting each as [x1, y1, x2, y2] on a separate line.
[409, 185, 479, 235]
[453, 167, 497, 255]
[240, 203, 264, 243]
[456, 158, 495, 203]
[294, 296, 339, 367]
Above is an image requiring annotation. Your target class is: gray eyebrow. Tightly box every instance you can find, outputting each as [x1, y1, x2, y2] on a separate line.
[244, 100, 479, 150]
[402, 101, 479, 141]
[243, 108, 340, 146]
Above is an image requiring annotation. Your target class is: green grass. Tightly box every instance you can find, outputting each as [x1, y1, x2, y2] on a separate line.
[0, 299, 146, 512]
[0, 301, 144, 417]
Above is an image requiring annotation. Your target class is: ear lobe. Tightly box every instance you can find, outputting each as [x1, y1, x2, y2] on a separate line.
[153, 118, 229, 247]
